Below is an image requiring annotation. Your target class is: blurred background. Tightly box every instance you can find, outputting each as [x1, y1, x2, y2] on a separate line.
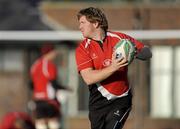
[0, 0, 180, 129]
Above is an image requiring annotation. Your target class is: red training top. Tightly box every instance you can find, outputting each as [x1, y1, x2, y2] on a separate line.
[76, 31, 144, 109]
[30, 58, 57, 100]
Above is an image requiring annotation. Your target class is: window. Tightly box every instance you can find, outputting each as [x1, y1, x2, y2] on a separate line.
[150, 46, 180, 118]
[0, 48, 24, 72]
[174, 47, 180, 117]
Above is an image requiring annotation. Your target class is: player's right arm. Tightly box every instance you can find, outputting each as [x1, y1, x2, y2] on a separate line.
[76, 45, 127, 85]
[80, 59, 127, 85]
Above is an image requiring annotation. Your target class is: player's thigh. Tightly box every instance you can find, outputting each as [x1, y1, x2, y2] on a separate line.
[104, 107, 131, 129]
[35, 100, 60, 119]
[89, 110, 105, 129]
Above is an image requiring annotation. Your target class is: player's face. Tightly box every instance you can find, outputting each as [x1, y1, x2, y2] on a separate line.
[78, 16, 97, 38]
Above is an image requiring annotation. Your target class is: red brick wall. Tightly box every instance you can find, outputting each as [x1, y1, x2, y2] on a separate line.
[41, 4, 180, 30]
[0, 72, 29, 121]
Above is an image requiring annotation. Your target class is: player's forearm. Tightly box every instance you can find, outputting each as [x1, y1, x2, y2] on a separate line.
[51, 80, 67, 90]
[80, 55, 128, 85]
[80, 66, 117, 85]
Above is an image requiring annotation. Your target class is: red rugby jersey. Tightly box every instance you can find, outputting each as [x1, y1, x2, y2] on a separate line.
[76, 31, 144, 101]
[30, 58, 57, 100]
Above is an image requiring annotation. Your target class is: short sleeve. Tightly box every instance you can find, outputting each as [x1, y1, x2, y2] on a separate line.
[75, 43, 93, 72]
[116, 32, 144, 53]
[123, 33, 144, 52]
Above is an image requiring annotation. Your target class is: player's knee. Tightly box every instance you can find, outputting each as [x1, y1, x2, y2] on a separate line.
[48, 119, 61, 129]
[35, 120, 48, 129]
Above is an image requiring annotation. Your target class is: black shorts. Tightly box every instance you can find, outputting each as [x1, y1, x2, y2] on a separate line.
[89, 92, 132, 129]
[34, 100, 60, 119]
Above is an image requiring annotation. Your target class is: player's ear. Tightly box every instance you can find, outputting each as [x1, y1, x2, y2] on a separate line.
[93, 22, 99, 28]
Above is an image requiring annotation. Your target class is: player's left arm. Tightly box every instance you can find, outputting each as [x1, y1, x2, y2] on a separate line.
[135, 45, 152, 60]
[51, 79, 72, 91]
[122, 33, 152, 60]
[48, 63, 72, 91]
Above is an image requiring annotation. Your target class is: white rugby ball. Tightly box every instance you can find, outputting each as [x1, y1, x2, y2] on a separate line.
[114, 39, 136, 65]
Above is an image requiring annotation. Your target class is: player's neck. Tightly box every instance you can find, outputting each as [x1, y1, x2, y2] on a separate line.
[43, 52, 55, 61]
[91, 30, 105, 42]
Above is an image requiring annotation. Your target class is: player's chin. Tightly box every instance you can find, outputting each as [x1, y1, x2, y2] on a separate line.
[82, 32, 89, 38]
[82, 33, 88, 38]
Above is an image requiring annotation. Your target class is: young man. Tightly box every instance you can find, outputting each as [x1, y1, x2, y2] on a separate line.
[30, 44, 71, 129]
[75, 7, 152, 129]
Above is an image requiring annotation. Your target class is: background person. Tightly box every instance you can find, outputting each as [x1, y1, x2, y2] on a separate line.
[75, 7, 152, 129]
[0, 111, 35, 129]
[30, 44, 71, 129]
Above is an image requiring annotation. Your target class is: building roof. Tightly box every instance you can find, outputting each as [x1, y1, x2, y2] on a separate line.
[0, 0, 51, 30]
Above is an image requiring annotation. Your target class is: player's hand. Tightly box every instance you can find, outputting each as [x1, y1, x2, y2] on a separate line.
[110, 52, 128, 71]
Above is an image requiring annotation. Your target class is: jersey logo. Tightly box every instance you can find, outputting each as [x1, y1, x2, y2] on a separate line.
[114, 110, 120, 116]
[103, 59, 111, 66]
[91, 53, 98, 59]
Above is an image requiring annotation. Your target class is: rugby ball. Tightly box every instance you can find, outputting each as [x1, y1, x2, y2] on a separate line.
[114, 39, 136, 65]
